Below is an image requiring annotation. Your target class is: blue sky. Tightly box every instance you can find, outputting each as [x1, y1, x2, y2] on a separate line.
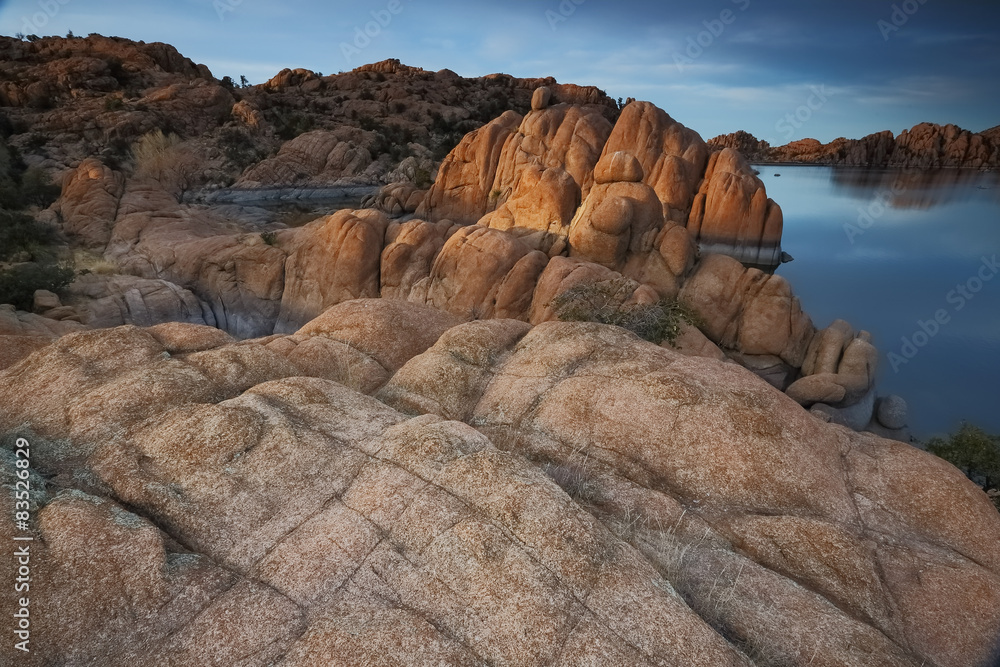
[2, 0, 998, 143]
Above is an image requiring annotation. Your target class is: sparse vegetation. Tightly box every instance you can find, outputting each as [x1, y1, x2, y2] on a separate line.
[551, 278, 698, 346]
[260, 231, 278, 246]
[19, 167, 61, 208]
[0, 137, 62, 269]
[71, 249, 118, 276]
[927, 424, 1000, 510]
[542, 462, 605, 504]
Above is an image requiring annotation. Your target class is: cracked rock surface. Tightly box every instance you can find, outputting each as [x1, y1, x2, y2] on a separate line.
[2, 305, 998, 666]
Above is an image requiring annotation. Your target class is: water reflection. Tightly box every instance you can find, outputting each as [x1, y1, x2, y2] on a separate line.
[828, 167, 1000, 210]
[755, 164, 1000, 438]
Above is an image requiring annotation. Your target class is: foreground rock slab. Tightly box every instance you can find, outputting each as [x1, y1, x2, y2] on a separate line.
[1, 308, 998, 666]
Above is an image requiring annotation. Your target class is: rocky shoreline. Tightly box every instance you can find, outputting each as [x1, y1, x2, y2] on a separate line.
[710, 124, 1000, 171]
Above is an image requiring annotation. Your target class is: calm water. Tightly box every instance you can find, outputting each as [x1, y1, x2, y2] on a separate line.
[757, 165, 1000, 439]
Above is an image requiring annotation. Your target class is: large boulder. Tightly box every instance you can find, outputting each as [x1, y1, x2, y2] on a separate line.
[491, 102, 614, 202]
[276, 209, 391, 333]
[239, 128, 374, 186]
[568, 151, 695, 298]
[57, 158, 126, 248]
[679, 254, 814, 366]
[421, 225, 547, 321]
[601, 101, 710, 224]
[69, 273, 217, 329]
[687, 148, 784, 268]
[478, 163, 580, 256]
[416, 111, 523, 224]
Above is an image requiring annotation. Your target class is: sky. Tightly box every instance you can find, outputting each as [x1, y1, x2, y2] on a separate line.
[2, 0, 998, 144]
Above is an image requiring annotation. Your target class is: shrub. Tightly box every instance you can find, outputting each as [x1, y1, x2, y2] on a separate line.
[927, 424, 1000, 510]
[19, 167, 60, 208]
[131, 130, 198, 194]
[218, 127, 265, 170]
[260, 231, 278, 246]
[0, 140, 60, 210]
[0, 262, 75, 310]
[551, 278, 697, 346]
[131, 129, 181, 168]
[432, 131, 464, 161]
[103, 96, 125, 112]
[24, 133, 47, 151]
[0, 210, 57, 260]
[275, 113, 314, 141]
[413, 167, 432, 189]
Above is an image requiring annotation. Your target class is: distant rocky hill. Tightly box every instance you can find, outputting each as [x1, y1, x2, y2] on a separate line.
[709, 123, 1000, 169]
[0, 34, 620, 189]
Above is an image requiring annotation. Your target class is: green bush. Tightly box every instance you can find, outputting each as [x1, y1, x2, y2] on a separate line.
[19, 167, 60, 208]
[0, 262, 75, 310]
[413, 167, 432, 189]
[927, 424, 1000, 510]
[259, 231, 278, 246]
[0, 210, 57, 260]
[551, 278, 697, 346]
[0, 139, 60, 210]
[218, 128, 265, 170]
[275, 113, 314, 141]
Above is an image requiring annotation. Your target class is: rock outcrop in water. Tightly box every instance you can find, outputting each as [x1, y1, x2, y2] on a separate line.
[2, 307, 998, 666]
[422, 93, 784, 268]
[708, 123, 1000, 170]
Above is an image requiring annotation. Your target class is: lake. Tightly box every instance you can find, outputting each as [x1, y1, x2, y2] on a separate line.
[757, 164, 1000, 439]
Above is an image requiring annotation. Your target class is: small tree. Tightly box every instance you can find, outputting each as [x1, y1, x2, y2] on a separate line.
[927, 424, 1000, 510]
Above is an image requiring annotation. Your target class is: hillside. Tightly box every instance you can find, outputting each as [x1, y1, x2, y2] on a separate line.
[0, 34, 620, 189]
